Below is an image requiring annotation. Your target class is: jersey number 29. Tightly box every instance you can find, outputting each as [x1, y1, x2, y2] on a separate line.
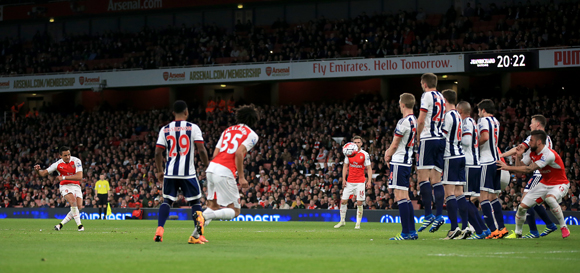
[167, 135, 190, 157]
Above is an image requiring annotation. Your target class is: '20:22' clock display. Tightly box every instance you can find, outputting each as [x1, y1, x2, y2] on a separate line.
[465, 52, 538, 72]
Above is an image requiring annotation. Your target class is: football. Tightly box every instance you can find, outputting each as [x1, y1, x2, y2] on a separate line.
[342, 142, 359, 158]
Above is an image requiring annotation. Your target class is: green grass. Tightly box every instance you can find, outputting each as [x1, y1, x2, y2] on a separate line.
[0, 219, 578, 273]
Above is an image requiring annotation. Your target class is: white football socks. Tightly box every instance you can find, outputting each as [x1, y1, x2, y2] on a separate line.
[61, 211, 73, 225]
[202, 208, 215, 220]
[356, 205, 363, 224]
[515, 205, 527, 235]
[203, 208, 235, 220]
[71, 206, 82, 226]
[340, 203, 347, 222]
[545, 197, 567, 228]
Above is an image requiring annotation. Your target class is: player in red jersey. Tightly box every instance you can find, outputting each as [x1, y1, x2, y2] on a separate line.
[35, 146, 85, 231]
[497, 130, 571, 239]
[201, 105, 259, 240]
[334, 136, 372, 229]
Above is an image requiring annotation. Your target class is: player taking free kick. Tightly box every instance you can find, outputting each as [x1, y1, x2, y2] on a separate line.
[35, 146, 85, 231]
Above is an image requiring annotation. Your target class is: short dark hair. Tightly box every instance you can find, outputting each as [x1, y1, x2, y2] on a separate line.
[173, 100, 188, 114]
[235, 104, 259, 126]
[442, 89, 457, 104]
[421, 73, 438, 88]
[530, 130, 547, 144]
[59, 146, 70, 154]
[531, 114, 547, 128]
[478, 99, 495, 115]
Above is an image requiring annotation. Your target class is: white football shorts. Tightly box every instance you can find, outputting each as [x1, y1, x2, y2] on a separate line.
[341, 182, 365, 201]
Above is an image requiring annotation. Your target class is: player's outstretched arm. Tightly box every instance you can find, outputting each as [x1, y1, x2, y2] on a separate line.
[496, 160, 539, 174]
[195, 142, 210, 167]
[235, 144, 249, 189]
[501, 144, 525, 158]
[34, 165, 49, 177]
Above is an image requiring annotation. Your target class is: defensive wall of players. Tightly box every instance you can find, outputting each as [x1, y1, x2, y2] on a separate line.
[0, 48, 578, 93]
[2, 208, 579, 226]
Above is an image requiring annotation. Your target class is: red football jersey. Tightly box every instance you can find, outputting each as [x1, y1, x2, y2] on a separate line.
[207, 124, 259, 177]
[46, 156, 83, 186]
[344, 150, 371, 183]
[524, 146, 569, 186]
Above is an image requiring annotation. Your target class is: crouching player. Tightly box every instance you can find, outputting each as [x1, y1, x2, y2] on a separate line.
[497, 130, 570, 239]
[201, 105, 260, 240]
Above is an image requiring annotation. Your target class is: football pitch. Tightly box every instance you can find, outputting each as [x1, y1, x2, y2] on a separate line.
[1, 219, 578, 273]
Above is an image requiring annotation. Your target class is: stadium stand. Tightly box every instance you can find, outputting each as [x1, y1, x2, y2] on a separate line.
[1, 1, 579, 75]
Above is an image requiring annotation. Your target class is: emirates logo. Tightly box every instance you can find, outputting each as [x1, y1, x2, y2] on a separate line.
[163, 72, 169, 81]
[266, 67, 272, 76]
[79, 76, 85, 85]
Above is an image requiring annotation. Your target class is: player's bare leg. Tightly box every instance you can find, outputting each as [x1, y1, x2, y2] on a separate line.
[334, 200, 348, 228]
[355, 200, 363, 229]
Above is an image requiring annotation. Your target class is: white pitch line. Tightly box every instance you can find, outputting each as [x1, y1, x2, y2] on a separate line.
[428, 250, 580, 261]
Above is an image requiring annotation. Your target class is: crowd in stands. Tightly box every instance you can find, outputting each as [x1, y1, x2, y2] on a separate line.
[1, 88, 579, 213]
[1, 0, 580, 75]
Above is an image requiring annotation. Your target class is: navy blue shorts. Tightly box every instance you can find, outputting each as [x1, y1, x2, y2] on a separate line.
[162, 177, 202, 202]
[441, 157, 466, 185]
[480, 163, 501, 194]
[388, 164, 412, 190]
[417, 139, 445, 172]
[465, 165, 482, 196]
[524, 175, 542, 192]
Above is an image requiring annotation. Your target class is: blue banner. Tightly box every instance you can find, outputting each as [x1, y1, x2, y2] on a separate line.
[0, 208, 578, 225]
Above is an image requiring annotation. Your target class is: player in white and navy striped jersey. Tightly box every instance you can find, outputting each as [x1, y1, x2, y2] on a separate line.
[154, 100, 210, 244]
[435, 90, 466, 238]
[384, 93, 417, 240]
[456, 101, 489, 239]
[416, 73, 447, 232]
[477, 99, 508, 239]
[501, 114, 557, 239]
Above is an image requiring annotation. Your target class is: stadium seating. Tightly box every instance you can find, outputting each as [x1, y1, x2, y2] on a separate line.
[1, 0, 580, 75]
[1, 92, 579, 211]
